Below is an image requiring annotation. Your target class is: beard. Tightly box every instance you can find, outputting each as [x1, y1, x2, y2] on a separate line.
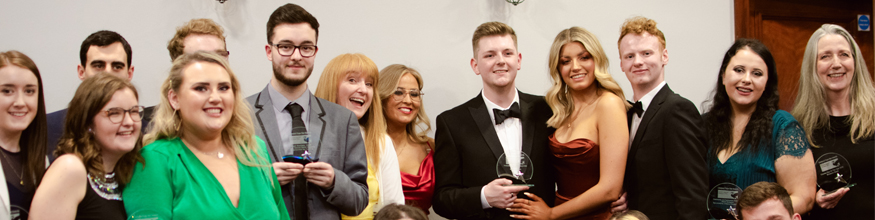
[272, 60, 313, 87]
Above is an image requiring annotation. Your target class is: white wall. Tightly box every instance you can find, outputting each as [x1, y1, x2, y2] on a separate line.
[1, 0, 733, 120]
[1, 0, 732, 218]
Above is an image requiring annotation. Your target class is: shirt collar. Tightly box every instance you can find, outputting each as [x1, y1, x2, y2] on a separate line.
[482, 88, 520, 125]
[268, 84, 311, 113]
[636, 81, 666, 112]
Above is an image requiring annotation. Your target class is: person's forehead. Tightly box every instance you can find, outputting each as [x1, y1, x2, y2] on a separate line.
[86, 42, 128, 63]
[271, 22, 316, 44]
[741, 199, 792, 220]
[477, 34, 516, 51]
[183, 34, 226, 51]
[620, 33, 660, 50]
[181, 61, 230, 81]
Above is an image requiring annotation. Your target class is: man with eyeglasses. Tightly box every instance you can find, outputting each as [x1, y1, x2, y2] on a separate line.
[46, 30, 136, 163]
[247, 3, 369, 220]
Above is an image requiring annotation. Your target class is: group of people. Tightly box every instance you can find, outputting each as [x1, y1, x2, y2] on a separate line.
[0, 2, 871, 220]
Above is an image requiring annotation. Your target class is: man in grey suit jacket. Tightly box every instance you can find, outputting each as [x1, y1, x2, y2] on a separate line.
[247, 4, 368, 219]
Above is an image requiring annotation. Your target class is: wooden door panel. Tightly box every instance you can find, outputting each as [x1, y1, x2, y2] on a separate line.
[736, 0, 874, 111]
[762, 19, 828, 110]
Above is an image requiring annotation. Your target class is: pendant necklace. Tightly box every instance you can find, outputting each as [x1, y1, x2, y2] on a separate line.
[190, 146, 226, 159]
[183, 139, 227, 159]
[0, 147, 24, 185]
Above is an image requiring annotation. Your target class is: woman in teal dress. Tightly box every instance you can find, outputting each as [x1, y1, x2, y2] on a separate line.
[703, 39, 816, 214]
[123, 52, 289, 220]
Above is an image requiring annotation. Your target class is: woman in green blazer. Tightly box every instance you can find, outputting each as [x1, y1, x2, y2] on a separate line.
[123, 52, 289, 220]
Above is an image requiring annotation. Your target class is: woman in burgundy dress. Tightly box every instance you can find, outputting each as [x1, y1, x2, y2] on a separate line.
[378, 64, 435, 214]
[508, 27, 629, 220]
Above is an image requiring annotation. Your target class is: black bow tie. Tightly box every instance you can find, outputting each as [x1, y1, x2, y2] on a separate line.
[628, 100, 644, 117]
[493, 102, 521, 125]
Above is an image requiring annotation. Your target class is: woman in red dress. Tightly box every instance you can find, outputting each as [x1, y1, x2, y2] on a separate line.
[509, 27, 629, 220]
[378, 64, 435, 214]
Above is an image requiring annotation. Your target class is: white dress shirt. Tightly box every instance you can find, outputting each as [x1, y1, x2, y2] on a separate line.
[629, 81, 667, 148]
[479, 89, 523, 208]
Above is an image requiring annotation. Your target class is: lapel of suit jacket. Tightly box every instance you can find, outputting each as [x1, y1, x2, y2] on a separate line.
[518, 92, 534, 155]
[469, 94, 506, 161]
[308, 94, 327, 159]
[0, 154, 8, 217]
[252, 86, 284, 162]
[629, 85, 673, 153]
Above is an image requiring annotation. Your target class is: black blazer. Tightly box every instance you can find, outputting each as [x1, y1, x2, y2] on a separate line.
[624, 85, 709, 220]
[432, 92, 555, 220]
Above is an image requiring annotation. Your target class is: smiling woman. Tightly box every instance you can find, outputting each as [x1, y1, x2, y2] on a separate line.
[30, 73, 142, 220]
[123, 51, 289, 220]
[315, 53, 405, 219]
[792, 24, 875, 219]
[0, 50, 47, 220]
[703, 38, 816, 215]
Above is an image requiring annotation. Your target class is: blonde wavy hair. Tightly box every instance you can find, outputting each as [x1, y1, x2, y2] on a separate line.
[314, 53, 386, 171]
[377, 64, 432, 145]
[146, 52, 268, 169]
[546, 27, 629, 128]
[791, 24, 875, 144]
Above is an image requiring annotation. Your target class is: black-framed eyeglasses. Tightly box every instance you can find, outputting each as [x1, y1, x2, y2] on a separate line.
[272, 43, 318, 57]
[103, 106, 145, 124]
[392, 89, 423, 101]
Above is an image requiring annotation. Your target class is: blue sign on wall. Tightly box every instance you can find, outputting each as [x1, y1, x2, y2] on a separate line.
[859, 15, 871, 31]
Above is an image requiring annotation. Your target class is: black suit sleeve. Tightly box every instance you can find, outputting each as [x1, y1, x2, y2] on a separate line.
[432, 113, 488, 219]
[663, 98, 709, 220]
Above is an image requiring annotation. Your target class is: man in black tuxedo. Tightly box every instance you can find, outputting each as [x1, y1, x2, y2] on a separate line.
[610, 16, 708, 220]
[432, 21, 554, 220]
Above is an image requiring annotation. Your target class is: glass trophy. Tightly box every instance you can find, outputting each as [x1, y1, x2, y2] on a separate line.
[10, 205, 27, 220]
[707, 183, 742, 220]
[496, 152, 534, 187]
[815, 152, 855, 194]
[128, 210, 165, 220]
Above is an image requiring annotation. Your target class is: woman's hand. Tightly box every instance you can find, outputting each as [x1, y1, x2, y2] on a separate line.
[610, 192, 628, 213]
[507, 192, 552, 220]
[815, 187, 849, 209]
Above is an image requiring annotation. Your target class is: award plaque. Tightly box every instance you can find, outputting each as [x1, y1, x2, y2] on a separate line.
[10, 205, 27, 220]
[707, 183, 742, 220]
[496, 152, 534, 187]
[815, 152, 856, 194]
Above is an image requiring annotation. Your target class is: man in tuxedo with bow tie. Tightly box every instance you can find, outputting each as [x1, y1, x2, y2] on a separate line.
[610, 16, 708, 220]
[432, 21, 555, 220]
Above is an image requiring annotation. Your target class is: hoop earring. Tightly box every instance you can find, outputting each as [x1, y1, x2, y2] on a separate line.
[174, 109, 181, 132]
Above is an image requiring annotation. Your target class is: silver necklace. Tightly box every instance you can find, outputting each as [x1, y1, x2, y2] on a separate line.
[88, 172, 121, 200]
[190, 147, 226, 159]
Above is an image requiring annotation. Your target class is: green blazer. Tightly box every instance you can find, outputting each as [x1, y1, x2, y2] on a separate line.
[123, 137, 289, 220]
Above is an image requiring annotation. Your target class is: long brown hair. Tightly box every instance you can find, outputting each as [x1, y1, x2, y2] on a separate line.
[56, 74, 143, 184]
[0, 50, 48, 190]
